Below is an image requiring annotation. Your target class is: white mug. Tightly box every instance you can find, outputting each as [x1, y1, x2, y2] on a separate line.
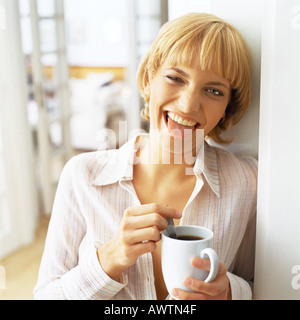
[161, 225, 219, 299]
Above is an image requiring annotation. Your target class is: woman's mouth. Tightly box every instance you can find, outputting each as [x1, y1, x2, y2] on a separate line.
[164, 111, 199, 137]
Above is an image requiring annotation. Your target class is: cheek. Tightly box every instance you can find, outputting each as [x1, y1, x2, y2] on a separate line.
[148, 83, 172, 116]
[148, 94, 164, 128]
[204, 104, 227, 130]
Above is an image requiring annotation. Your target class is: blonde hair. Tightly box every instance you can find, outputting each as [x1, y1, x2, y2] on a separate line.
[137, 13, 252, 144]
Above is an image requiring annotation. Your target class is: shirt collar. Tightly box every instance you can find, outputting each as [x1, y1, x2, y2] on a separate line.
[92, 134, 220, 198]
[193, 141, 220, 198]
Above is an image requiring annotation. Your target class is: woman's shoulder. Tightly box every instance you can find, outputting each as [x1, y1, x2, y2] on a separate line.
[61, 149, 118, 184]
[67, 149, 115, 167]
[210, 144, 258, 183]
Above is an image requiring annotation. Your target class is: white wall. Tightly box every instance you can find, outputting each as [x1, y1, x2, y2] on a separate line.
[169, 0, 300, 299]
[254, 0, 300, 299]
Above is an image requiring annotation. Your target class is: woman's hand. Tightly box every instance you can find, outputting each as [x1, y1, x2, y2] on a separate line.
[97, 203, 181, 281]
[171, 258, 231, 300]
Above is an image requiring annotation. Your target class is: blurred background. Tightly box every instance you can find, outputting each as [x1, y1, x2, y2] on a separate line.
[0, 0, 299, 300]
[0, 0, 170, 299]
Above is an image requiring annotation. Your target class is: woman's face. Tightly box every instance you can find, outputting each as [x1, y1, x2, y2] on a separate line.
[146, 57, 231, 140]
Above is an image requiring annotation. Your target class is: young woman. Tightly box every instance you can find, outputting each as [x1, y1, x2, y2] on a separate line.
[34, 13, 257, 300]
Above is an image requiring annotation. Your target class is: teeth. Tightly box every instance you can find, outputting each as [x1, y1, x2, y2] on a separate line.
[168, 112, 197, 127]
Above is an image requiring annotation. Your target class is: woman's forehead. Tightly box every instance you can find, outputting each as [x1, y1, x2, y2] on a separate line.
[160, 53, 232, 85]
[158, 61, 230, 86]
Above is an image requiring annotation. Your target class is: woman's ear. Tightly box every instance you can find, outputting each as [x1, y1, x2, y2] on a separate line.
[220, 111, 226, 122]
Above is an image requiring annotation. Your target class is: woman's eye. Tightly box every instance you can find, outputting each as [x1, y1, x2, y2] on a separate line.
[207, 88, 224, 96]
[166, 75, 184, 83]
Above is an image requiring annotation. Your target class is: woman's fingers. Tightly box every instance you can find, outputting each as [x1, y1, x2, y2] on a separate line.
[98, 203, 181, 281]
[126, 226, 162, 244]
[121, 204, 182, 243]
[131, 241, 157, 257]
[125, 203, 181, 219]
[171, 259, 229, 300]
[183, 277, 223, 296]
[123, 213, 168, 231]
[191, 257, 227, 276]
[191, 257, 211, 271]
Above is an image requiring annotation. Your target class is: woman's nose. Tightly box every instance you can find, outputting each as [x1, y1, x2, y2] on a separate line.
[178, 90, 207, 127]
[178, 89, 200, 113]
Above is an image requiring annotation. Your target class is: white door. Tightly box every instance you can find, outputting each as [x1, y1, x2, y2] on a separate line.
[0, 0, 18, 259]
[0, 0, 38, 260]
[0, 118, 20, 260]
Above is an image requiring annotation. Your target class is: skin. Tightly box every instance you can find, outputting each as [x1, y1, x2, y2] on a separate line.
[146, 64, 231, 137]
[97, 56, 233, 300]
[97, 203, 181, 282]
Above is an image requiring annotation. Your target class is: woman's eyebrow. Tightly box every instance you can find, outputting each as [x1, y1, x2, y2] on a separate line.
[166, 67, 230, 90]
[205, 81, 230, 90]
[166, 67, 190, 79]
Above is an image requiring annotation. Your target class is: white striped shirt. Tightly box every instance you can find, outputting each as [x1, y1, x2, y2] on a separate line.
[33, 134, 257, 300]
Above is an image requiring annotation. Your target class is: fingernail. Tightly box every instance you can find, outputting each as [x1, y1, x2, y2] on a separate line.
[184, 278, 192, 286]
[175, 211, 182, 218]
[193, 258, 202, 267]
[172, 289, 179, 297]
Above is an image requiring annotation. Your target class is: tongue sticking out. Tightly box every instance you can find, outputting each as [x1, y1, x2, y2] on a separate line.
[167, 116, 195, 137]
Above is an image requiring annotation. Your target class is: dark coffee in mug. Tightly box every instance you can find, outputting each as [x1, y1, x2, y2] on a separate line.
[176, 235, 204, 241]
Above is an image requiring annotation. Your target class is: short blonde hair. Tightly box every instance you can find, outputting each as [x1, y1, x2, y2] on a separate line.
[137, 13, 252, 144]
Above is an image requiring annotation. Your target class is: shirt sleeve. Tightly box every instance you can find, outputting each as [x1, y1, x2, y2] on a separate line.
[227, 208, 256, 300]
[60, 244, 128, 300]
[33, 157, 127, 300]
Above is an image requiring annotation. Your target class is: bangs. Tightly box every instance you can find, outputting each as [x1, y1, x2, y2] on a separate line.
[152, 20, 247, 90]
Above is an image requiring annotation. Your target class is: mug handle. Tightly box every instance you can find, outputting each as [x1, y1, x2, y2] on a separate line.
[200, 248, 219, 283]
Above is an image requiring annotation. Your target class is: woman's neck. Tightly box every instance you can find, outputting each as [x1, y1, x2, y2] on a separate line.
[134, 134, 196, 181]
